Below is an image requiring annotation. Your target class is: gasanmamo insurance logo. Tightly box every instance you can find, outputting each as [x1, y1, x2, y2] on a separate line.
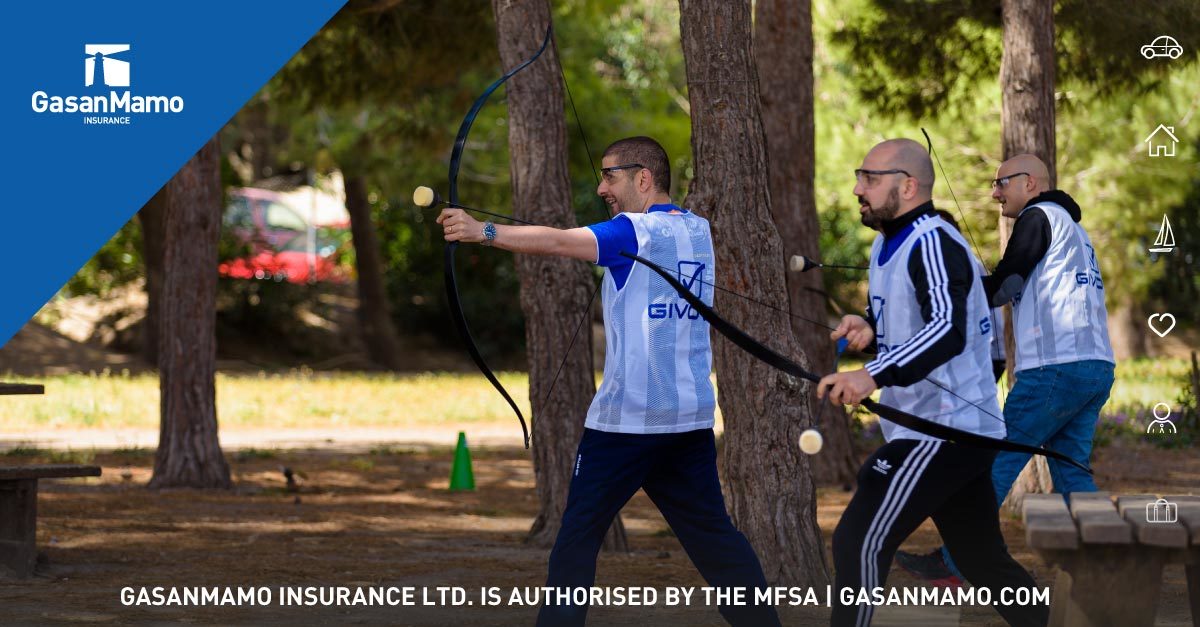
[31, 43, 185, 125]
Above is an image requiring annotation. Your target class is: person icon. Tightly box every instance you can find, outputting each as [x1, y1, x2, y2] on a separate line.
[1146, 402, 1177, 434]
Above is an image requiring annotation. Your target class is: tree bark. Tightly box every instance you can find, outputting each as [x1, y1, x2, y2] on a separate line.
[678, 0, 828, 586]
[999, 0, 1057, 511]
[754, 0, 857, 486]
[491, 0, 625, 551]
[244, 98, 275, 181]
[1000, 0, 1057, 186]
[137, 185, 169, 366]
[149, 137, 232, 490]
[1107, 301, 1147, 359]
[343, 170, 405, 370]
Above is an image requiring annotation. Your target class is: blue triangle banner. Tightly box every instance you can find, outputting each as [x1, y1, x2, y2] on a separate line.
[0, 1, 348, 347]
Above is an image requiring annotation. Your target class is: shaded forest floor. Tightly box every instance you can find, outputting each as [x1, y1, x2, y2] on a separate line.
[0, 440, 1196, 626]
[1, 289, 1196, 624]
[5, 282, 474, 376]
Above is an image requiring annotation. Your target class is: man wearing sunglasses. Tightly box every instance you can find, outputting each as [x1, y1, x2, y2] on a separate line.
[898, 154, 1113, 591]
[818, 139, 1047, 627]
[439, 136, 779, 627]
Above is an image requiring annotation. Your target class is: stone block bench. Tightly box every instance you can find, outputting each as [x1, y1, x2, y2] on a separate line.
[1023, 492, 1199, 627]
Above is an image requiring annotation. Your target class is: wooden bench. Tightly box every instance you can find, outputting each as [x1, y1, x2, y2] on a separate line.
[0, 464, 101, 578]
[1023, 492, 1200, 626]
[0, 383, 44, 395]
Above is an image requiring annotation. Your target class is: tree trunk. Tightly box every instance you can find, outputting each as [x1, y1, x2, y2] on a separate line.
[149, 137, 232, 490]
[754, 0, 856, 486]
[1191, 352, 1199, 410]
[491, 0, 625, 551]
[1000, 0, 1057, 186]
[1107, 301, 1147, 359]
[245, 98, 275, 181]
[138, 186, 169, 366]
[999, 0, 1057, 511]
[343, 171, 404, 370]
[678, 0, 828, 586]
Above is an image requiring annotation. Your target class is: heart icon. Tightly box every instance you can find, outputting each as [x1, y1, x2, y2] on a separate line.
[1148, 313, 1176, 338]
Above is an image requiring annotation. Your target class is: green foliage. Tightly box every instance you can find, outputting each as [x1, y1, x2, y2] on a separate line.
[1152, 142, 1200, 310]
[1, 360, 1187, 441]
[269, 0, 691, 360]
[833, 0, 1200, 120]
[819, 0, 1200, 315]
[59, 0, 1198, 366]
[216, 279, 341, 361]
[1054, 1, 1200, 89]
[829, 0, 1002, 120]
[1161, 358, 1200, 448]
[52, 1, 690, 362]
[1055, 68, 1199, 305]
[272, 0, 497, 109]
[63, 217, 143, 298]
[556, 0, 691, 201]
[812, 1, 1011, 307]
[1092, 357, 1198, 448]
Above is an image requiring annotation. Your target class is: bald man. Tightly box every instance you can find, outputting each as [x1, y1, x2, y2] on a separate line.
[819, 140, 1047, 627]
[897, 155, 1114, 591]
[984, 156, 1112, 497]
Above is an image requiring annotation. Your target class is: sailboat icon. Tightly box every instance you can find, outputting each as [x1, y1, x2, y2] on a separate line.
[1149, 214, 1175, 253]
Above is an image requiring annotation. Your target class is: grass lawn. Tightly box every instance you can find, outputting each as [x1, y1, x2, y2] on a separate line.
[0, 358, 1189, 433]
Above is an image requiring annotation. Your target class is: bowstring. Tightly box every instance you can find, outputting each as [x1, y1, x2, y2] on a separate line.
[532, 26, 608, 426]
[921, 129, 1020, 419]
[922, 128, 991, 274]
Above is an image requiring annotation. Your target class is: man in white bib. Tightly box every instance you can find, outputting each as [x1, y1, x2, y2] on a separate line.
[438, 136, 779, 627]
[897, 155, 1115, 588]
[983, 155, 1114, 498]
[818, 139, 1047, 627]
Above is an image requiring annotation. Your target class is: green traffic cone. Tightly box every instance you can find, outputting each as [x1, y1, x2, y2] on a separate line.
[449, 431, 475, 491]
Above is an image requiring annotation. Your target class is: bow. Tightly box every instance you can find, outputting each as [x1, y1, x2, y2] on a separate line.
[622, 251, 1093, 475]
[443, 25, 554, 449]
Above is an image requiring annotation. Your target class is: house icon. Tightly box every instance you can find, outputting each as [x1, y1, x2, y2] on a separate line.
[1144, 124, 1179, 157]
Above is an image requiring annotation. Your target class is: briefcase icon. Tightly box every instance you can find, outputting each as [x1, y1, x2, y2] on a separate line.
[1146, 498, 1178, 523]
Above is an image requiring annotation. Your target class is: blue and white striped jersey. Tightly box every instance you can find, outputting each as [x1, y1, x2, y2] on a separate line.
[585, 208, 716, 434]
[1010, 201, 1114, 371]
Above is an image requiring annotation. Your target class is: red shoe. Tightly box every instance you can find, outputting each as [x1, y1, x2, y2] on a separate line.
[894, 548, 965, 589]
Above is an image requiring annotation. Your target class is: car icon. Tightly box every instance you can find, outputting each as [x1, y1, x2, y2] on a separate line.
[1141, 36, 1183, 59]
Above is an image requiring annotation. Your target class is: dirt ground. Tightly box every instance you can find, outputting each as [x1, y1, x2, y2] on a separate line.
[0, 439, 1196, 626]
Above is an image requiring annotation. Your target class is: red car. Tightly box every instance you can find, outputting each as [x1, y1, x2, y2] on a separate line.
[220, 188, 349, 284]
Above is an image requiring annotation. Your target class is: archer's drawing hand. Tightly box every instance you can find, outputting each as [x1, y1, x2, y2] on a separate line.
[832, 315, 874, 352]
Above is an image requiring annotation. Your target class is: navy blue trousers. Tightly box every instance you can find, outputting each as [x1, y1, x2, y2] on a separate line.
[535, 428, 780, 627]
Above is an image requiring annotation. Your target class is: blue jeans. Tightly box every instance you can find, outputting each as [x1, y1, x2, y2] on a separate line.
[944, 359, 1114, 577]
[991, 360, 1114, 498]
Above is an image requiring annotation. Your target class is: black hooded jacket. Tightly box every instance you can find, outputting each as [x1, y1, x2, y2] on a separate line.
[982, 190, 1082, 306]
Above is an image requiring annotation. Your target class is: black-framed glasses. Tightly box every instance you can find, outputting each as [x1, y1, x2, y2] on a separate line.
[600, 163, 645, 179]
[990, 172, 1030, 190]
[854, 168, 912, 186]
